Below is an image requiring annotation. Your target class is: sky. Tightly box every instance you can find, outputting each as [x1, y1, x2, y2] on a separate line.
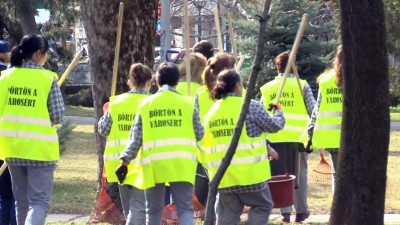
[35, 9, 50, 24]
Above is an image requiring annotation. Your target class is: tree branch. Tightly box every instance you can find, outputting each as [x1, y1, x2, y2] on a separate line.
[203, 0, 273, 224]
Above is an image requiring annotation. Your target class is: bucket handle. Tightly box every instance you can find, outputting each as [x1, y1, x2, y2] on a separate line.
[275, 158, 291, 177]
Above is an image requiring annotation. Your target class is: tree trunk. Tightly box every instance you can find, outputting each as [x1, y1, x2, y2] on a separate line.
[203, 1, 272, 224]
[14, 0, 39, 34]
[80, 0, 157, 194]
[330, 1, 389, 225]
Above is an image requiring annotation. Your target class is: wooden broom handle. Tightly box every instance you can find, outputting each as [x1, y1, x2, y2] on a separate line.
[183, 0, 191, 96]
[274, 14, 309, 104]
[110, 2, 124, 97]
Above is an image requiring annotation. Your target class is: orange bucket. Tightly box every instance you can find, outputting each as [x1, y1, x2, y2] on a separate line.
[269, 174, 296, 208]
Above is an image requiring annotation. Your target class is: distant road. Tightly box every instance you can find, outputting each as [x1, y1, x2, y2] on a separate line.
[391, 122, 400, 131]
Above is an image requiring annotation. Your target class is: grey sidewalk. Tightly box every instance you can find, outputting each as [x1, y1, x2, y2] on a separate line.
[46, 213, 400, 224]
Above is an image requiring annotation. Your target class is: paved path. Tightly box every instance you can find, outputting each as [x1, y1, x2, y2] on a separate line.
[391, 121, 400, 131]
[46, 213, 400, 224]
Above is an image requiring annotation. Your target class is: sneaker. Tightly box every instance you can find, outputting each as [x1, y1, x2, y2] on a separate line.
[282, 213, 291, 223]
[295, 212, 310, 222]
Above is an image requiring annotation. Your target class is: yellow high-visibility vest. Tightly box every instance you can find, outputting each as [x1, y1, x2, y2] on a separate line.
[104, 92, 149, 185]
[204, 96, 271, 188]
[313, 70, 342, 149]
[260, 77, 309, 143]
[139, 90, 198, 189]
[0, 68, 59, 161]
[197, 86, 214, 125]
[176, 81, 202, 97]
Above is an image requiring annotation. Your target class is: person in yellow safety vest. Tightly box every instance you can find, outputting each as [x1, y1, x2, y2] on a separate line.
[98, 63, 153, 225]
[260, 51, 315, 223]
[203, 69, 284, 225]
[117, 62, 204, 225]
[194, 53, 236, 124]
[176, 52, 206, 97]
[0, 34, 65, 225]
[0, 39, 17, 225]
[308, 45, 343, 192]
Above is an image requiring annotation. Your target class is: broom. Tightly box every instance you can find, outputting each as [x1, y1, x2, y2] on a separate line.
[310, 149, 333, 187]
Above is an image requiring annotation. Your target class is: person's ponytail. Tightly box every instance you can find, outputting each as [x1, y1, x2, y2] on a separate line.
[10, 34, 49, 67]
[10, 46, 24, 67]
[211, 69, 241, 100]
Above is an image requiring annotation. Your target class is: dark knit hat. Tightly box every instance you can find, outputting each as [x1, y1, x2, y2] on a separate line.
[0, 40, 10, 53]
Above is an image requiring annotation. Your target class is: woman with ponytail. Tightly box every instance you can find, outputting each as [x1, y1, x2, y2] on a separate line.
[98, 63, 153, 225]
[194, 53, 236, 124]
[203, 69, 285, 225]
[308, 45, 343, 191]
[0, 34, 64, 225]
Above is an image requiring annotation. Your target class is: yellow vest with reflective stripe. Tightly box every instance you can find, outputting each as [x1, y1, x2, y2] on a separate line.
[176, 81, 202, 97]
[139, 90, 198, 189]
[104, 92, 149, 185]
[313, 71, 342, 149]
[197, 86, 214, 125]
[0, 68, 59, 161]
[204, 96, 271, 188]
[260, 77, 308, 143]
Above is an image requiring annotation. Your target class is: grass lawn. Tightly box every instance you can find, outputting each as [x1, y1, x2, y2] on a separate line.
[51, 125, 98, 214]
[51, 122, 400, 218]
[64, 105, 95, 117]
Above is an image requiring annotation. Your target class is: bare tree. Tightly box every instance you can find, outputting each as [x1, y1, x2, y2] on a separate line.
[80, 0, 157, 193]
[203, 0, 273, 224]
[329, 1, 389, 224]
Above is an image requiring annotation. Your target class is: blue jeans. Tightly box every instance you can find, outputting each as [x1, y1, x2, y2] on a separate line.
[8, 165, 55, 225]
[0, 193, 16, 225]
[125, 186, 146, 225]
[145, 182, 194, 225]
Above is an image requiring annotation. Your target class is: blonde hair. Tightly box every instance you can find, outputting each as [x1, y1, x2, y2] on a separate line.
[179, 52, 207, 84]
[334, 45, 343, 90]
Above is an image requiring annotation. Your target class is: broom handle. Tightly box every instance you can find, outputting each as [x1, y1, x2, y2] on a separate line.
[110, 2, 125, 97]
[183, 0, 191, 96]
[213, 8, 224, 53]
[274, 14, 308, 105]
[58, 50, 84, 86]
[0, 162, 7, 176]
[319, 148, 326, 160]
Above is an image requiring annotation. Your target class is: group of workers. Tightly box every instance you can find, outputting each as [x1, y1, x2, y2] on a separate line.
[0, 33, 343, 225]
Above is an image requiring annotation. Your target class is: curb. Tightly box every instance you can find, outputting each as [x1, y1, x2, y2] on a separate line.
[47, 214, 400, 224]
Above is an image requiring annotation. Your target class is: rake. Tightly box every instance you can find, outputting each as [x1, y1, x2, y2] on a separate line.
[310, 149, 333, 187]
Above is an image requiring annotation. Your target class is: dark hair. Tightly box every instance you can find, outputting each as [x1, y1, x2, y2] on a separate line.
[156, 62, 180, 86]
[211, 69, 241, 100]
[10, 34, 49, 67]
[178, 52, 206, 84]
[275, 51, 289, 73]
[204, 53, 236, 92]
[129, 63, 152, 88]
[193, 40, 214, 60]
[334, 45, 343, 90]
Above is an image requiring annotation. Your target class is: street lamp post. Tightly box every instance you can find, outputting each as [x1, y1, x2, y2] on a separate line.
[192, 0, 208, 42]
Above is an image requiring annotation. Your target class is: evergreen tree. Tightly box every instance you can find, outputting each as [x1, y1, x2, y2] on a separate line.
[235, 0, 339, 98]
